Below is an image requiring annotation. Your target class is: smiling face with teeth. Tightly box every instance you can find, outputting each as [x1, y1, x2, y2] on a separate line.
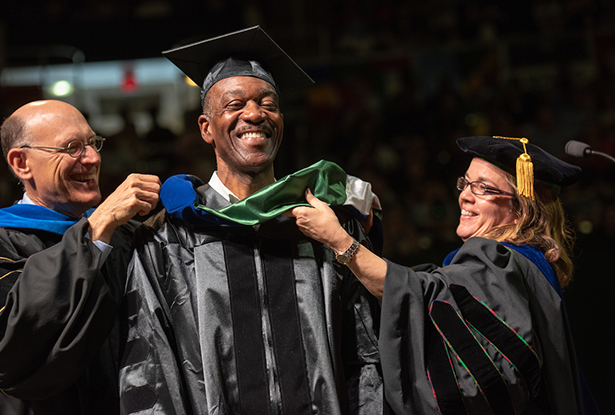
[198, 76, 284, 196]
[12, 101, 102, 218]
[456, 158, 519, 241]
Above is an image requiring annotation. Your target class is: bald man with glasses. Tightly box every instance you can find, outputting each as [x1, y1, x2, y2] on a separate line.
[20, 134, 106, 158]
[0, 100, 160, 415]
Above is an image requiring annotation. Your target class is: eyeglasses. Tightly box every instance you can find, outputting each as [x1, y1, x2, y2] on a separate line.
[456, 176, 516, 197]
[21, 136, 105, 158]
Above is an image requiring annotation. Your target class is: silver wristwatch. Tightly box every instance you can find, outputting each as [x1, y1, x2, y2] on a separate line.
[335, 238, 360, 265]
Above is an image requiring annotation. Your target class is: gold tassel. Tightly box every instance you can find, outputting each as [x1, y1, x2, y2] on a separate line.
[494, 136, 535, 200]
[516, 151, 534, 200]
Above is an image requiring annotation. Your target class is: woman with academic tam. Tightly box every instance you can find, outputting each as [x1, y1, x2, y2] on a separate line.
[290, 135, 599, 414]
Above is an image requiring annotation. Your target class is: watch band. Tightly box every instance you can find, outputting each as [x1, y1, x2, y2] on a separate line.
[335, 238, 360, 265]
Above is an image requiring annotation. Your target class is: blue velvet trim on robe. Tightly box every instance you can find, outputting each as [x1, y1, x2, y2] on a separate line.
[161, 174, 238, 227]
[0, 204, 93, 235]
[443, 242, 562, 298]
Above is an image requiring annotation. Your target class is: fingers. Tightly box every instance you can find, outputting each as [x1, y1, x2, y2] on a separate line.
[285, 189, 318, 218]
[124, 175, 161, 216]
[123, 173, 162, 193]
[304, 188, 328, 209]
[98, 174, 160, 220]
[288, 205, 309, 219]
[135, 193, 159, 216]
[133, 173, 161, 183]
[87, 174, 161, 243]
[304, 188, 316, 204]
[130, 192, 158, 217]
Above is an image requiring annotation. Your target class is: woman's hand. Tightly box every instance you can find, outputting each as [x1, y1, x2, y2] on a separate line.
[289, 189, 386, 300]
[289, 189, 354, 253]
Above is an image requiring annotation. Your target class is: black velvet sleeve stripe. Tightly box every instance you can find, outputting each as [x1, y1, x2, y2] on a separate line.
[223, 240, 270, 415]
[427, 325, 467, 415]
[261, 238, 313, 415]
[450, 284, 542, 399]
[430, 300, 515, 415]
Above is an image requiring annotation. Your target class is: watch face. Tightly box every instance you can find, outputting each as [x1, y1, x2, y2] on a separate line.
[336, 253, 350, 265]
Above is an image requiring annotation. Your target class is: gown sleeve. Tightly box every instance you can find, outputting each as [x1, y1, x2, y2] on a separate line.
[0, 218, 129, 400]
[118, 217, 197, 415]
[379, 237, 583, 414]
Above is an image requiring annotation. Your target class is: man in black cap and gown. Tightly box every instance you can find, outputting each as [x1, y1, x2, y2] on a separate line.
[118, 26, 384, 414]
[0, 100, 160, 414]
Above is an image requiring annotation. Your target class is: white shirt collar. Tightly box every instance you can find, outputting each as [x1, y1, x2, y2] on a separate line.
[208, 171, 240, 203]
[18, 193, 35, 205]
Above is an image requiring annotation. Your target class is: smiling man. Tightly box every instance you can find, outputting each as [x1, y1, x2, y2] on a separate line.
[119, 27, 384, 415]
[0, 100, 160, 414]
[11, 101, 103, 218]
[199, 75, 284, 198]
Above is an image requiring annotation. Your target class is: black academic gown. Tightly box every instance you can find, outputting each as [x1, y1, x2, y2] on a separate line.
[379, 237, 590, 414]
[0, 218, 137, 415]
[119, 183, 384, 415]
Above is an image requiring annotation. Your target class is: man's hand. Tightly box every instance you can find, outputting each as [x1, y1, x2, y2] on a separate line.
[88, 174, 161, 243]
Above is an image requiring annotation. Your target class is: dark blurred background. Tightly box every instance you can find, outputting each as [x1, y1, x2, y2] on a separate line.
[1, 0, 613, 410]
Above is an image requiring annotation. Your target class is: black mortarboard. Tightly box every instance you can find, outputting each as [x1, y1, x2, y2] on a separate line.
[163, 26, 314, 96]
[457, 136, 582, 199]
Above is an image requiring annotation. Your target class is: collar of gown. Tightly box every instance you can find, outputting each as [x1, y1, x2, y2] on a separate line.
[160, 159, 379, 227]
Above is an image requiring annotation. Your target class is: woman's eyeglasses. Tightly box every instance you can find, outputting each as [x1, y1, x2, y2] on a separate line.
[456, 176, 516, 197]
